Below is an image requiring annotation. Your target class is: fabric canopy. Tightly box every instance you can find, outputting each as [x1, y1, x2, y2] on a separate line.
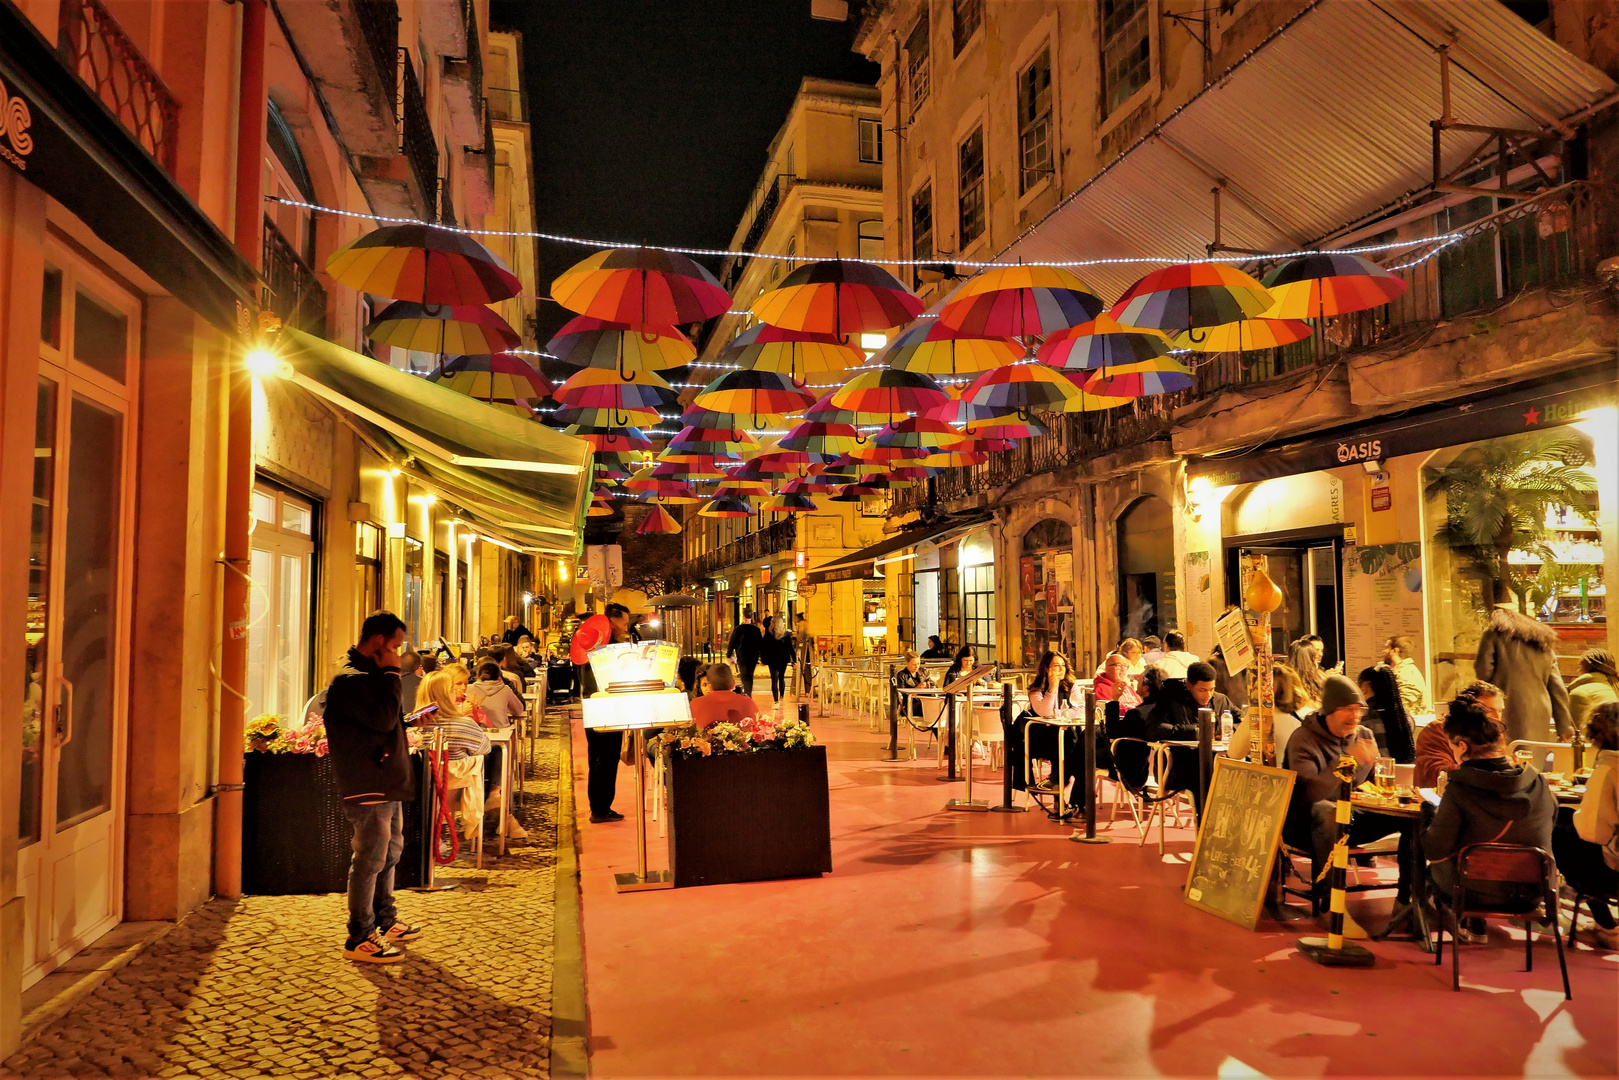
[800, 517, 989, 586]
[280, 329, 592, 539]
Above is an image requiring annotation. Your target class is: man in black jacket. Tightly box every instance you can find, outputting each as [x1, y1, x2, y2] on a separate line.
[1142, 662, 1233, 817]
[726, 609, 764, 699]
[325, 611, 421, 964]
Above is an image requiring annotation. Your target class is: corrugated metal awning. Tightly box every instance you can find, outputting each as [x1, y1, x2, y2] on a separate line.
[1001, 0, 1616, 301]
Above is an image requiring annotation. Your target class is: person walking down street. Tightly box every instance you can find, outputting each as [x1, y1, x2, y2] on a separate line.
[323, 611, 422, 964]
[573, 603, 634, 823]
[795, 613, 816, 699]
[1568, 649, 1619, 733]
[761, 615, 793, 705]
[727, 609, 764, 699]
[502, 614, 534, 647]
[1474, 605, 1573, 743]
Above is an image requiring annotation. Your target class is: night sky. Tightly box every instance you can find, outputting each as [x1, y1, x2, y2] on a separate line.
[488, 1, 879, 343]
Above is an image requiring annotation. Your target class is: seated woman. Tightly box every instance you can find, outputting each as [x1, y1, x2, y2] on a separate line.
[1026, 651, 1079, 718]
[921, 635, 951, 660]
[417, 671, 493, 845]
[1018, 650, 1082, 811]
[892, 650, 935, 719]
[1228, 662, 1308, 763]
[469, 661, 525, 729]
[944, 646, 980, 687]
[1116, 638, 1146, 680]
[1562, 702, 1619, 947]
[1357, 663, 1416, 763]
[1422, 680, 1556, 912]
[1093, 652, 1142, 711]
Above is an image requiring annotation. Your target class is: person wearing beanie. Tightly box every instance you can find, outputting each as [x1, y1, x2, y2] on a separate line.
[1281, 672, 1405, 936]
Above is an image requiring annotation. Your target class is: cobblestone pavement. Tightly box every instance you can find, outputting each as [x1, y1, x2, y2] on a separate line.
[3, 714, 569, 1080]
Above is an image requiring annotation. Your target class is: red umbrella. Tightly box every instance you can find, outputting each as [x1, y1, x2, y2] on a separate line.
[551, 246, 731, 325]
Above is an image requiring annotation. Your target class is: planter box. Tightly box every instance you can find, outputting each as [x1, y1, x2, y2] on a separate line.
[242, 752, 426, 895]
[669, 746, 832, 888]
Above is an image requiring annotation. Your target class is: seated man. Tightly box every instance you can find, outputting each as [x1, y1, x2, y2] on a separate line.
[1282, 673, 1401, 933]
[1423, 680, 1555, 912]
[689, 664, 760, 729]
[892, 650, 934, 718]
[1144, 662, 1232, 815]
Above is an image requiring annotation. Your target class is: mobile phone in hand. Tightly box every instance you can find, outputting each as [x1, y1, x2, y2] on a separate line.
[405, 703, 439, 724]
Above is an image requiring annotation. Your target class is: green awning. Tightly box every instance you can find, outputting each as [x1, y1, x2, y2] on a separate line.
[280, 329, 591, 538]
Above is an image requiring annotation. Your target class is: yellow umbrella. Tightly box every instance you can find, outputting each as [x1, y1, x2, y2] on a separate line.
[1172, 317, 1312, 353]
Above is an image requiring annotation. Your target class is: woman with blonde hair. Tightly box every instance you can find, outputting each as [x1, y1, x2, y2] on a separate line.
[1226, 662, 1310, 764]
[417, 670, 491, 845]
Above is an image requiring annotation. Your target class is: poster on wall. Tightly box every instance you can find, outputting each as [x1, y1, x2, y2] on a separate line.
[1021, 556, 1036, 598]
[1051, 552, 1075, 612]
[1185, 551, 1214, 647]
[1342, 542, 1425, 677]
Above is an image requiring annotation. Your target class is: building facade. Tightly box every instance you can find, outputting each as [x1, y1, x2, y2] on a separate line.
[678, 78, 896, 657]
[0, 0, 578, 1055]
[854, 0, 1619, 684]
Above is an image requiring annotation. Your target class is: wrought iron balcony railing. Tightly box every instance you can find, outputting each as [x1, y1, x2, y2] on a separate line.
[461, 0, 483, 131]
[894, 180, 1619, 520]
[487, 86, 526, 123]
[397, 48, 438, 220]
[262, 217, 327, 335]
[58, 0, 178, 172]
[677, 519, 797, 585]
[355, 0, 400, 120]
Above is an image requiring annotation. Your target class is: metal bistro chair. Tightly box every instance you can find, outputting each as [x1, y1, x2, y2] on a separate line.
[1431, 843, 1571, 999]
[1108, 738, 1185, 853]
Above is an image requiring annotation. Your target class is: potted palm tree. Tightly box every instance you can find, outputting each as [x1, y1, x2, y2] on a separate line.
[1424, 432, 1596, 613]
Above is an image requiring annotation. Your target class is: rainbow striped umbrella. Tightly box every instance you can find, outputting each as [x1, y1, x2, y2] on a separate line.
[887, 465, 936, 484]
[551, 247, 731, 325]
[1110, 263, 1272, 333]
[648, 458, 726, 482]
[878, 320, 1021, 376]
[721, 323, 864, 378]
[829, 368, 950, 423]
[366, 301, 521, 355]
[1261, 252, 1407, 319]
[430, 353, 551, 412]
[924, 399, 1050, 439]
[563, 425, 653, 451]
[1172, 317, 1312, 353]
[874, 416, 970, 452]
[326, 224, 521, 305]
[1037, 314, 1172, 371]
[960, 362, 1089, 415]
[678, 405, 751, 430]
[751, 259, 924, 336]
[738, 453, 816, 480]
[587, 499, 614, 518]
[546, 315, 695, 375]
[556, 368, 677, 418]
[778, 420, 861, 459]
[918, 448, 989, 468]
[625, 467, 701, 504]
[801, 391, 864, 425]
[796, 465, 864, 488]
[694, 369, 816, 424]
[760, 492, 818, 513]
[636, 504, 683, 535]
[552, 404, 663, 428]
[847, 440, 929, 464]
[937, 265, 1105, 340]
[663, 425, 757, 460]
[714, 476, 771, 496]
[1077, 356, 1195, 397]
[699, 497, 753, 519]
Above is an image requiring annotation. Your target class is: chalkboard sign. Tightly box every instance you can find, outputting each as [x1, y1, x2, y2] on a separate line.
[1184, 758, 1296, 930]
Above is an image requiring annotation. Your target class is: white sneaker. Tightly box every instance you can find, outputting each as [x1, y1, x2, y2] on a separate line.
[504, 814, 529, 839]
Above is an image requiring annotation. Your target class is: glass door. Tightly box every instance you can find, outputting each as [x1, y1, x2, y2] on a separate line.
[1233, 541, 1345, 669]
[19, 259, 137, 986]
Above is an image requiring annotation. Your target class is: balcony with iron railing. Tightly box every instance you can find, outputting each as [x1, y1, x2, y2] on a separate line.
[894, 180, 1619, 520]
[262, 217, 328, 335]
[58, 0, 178, 172]
[397, 48, 438, 221]
[676, 519, 798, 585]
[487, 86, 527, 123]
[355, 0, 400, 121]
[442, 0, 484, 146]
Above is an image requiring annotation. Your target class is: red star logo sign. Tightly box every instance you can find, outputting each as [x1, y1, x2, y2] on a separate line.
[1523, 406, 1541, 426]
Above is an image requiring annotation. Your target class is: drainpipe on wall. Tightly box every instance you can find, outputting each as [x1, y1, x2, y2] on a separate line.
[216, 0, 268, 899]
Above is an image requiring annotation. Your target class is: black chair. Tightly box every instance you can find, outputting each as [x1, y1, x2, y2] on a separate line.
[1431, 843, 1570, 999]
[1109, 737, 1182, 852]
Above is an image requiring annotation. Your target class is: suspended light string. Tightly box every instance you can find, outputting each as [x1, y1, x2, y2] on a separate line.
[268, 195, 1468, 270]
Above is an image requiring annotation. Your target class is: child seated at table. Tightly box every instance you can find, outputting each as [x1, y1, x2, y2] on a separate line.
[690, 664, 759, 729]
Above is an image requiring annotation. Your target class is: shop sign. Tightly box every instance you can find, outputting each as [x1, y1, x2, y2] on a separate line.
[796, 549, 806, 569]
[1369, 473, 1392, 512]
[1334, 439, 1382, 464]
[760, 566, 771, 585]
[0, 74, 34, 172]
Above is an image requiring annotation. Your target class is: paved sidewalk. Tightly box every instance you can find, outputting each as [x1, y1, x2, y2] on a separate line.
[2, 714, 571, 1080]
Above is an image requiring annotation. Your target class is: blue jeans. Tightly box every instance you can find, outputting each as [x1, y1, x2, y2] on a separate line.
[343, 800, 403, 941]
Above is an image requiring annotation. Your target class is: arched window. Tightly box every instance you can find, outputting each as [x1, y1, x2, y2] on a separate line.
[1020, 518, 1074, 666]
[1117, 496, 1175, 643]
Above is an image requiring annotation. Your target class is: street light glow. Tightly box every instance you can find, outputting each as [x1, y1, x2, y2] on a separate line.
[245, 348, 290, 379]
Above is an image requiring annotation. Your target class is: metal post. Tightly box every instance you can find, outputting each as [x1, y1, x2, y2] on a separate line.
[1197, 706, 1214, 826]
[614, 728, 673, 892]
[1297, 758, 1374, 966]
[883, 682, 901, 762]
[798, 702, 809, 727]
[1073, 689, 1109, 843]
[937, 692, 960, 781]
[992, 681, 1026, 813]
[947, 685, 988, 811]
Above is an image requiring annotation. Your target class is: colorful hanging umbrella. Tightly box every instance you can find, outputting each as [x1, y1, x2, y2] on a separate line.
[801, 391, 864, 426]
[587, 499, 614, 518]
[877, 320, 1021, 376]
[778, 419, 862, 459]
[430, 353, 552, 411]
[366, 301, 521, 355]
[552, 404, 664, 428]
[936, 265, 1105, 340]
[720, 323, 865, 377]
[1037, 314, 1172, 371]
[1110, 263, 1272, 333]
[663, 425, 757, 461]
[759, 492, 817, 512]
[1172, 317, 1313, 353]
[546, 315, 696, 375]
[636, 504, 683, 535]
[326, 224, 522, 305]
[678, 405, 752, 430]
[694, 369, 816, 424]
[847, 440, 929, 464]
[750, 259, 924, 336]
[551, 246, 731, 325]
[699, 497, 754, 518]
[556, 368, 676, 414]
[649, 458, 726, 482]
[829, 368, 950, 423]
[924, 399, 1050, 439]
[564, 424, 654, 451]
[625, 467, 702, 504]
[1077, 356, 1196, 397]
[873, 416, 971, 453]
[960, 362, 1091, 415]
[918, 448, 989, 468]
[1260, 252, 1408, 320]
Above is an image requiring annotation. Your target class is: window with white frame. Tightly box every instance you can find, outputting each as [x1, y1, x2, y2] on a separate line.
[1018, 47, 1053, 194]
[857, 220, 884, 263]
[906, 12, 930, 115]
[958, 126, 985, 248]
[858, 117, 883, 164]
[1101, 0, 1150, 115]
[247, 484, 316, 720]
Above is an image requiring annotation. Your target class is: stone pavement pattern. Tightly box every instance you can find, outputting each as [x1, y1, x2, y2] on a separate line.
[2, 715, 567, 1080]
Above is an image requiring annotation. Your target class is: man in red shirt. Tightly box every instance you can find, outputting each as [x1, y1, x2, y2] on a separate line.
[690, 664, 760, 729]
[573, 603, 632, 822]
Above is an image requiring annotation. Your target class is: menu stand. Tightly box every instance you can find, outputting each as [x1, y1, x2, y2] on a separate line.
[582, 676, 690, 894]
[946, 684, 989, 812]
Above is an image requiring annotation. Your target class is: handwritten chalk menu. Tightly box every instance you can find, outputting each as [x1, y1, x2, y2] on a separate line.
[1184, 758, 1296, 930]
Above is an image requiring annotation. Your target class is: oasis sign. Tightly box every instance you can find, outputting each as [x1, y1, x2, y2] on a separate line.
[1334, 439, 1382, 464]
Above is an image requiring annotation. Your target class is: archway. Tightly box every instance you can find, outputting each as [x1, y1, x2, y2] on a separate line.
[1019, 517, 1074, 666]
[1117, 495, 1175, 643]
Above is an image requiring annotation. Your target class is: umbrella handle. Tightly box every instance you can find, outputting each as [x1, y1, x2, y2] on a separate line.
[617, 335, 634, 383]
[1187, 326, 1209, 346]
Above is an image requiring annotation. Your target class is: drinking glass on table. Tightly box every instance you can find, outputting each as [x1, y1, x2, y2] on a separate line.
[1375, 755, 1397, 796]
